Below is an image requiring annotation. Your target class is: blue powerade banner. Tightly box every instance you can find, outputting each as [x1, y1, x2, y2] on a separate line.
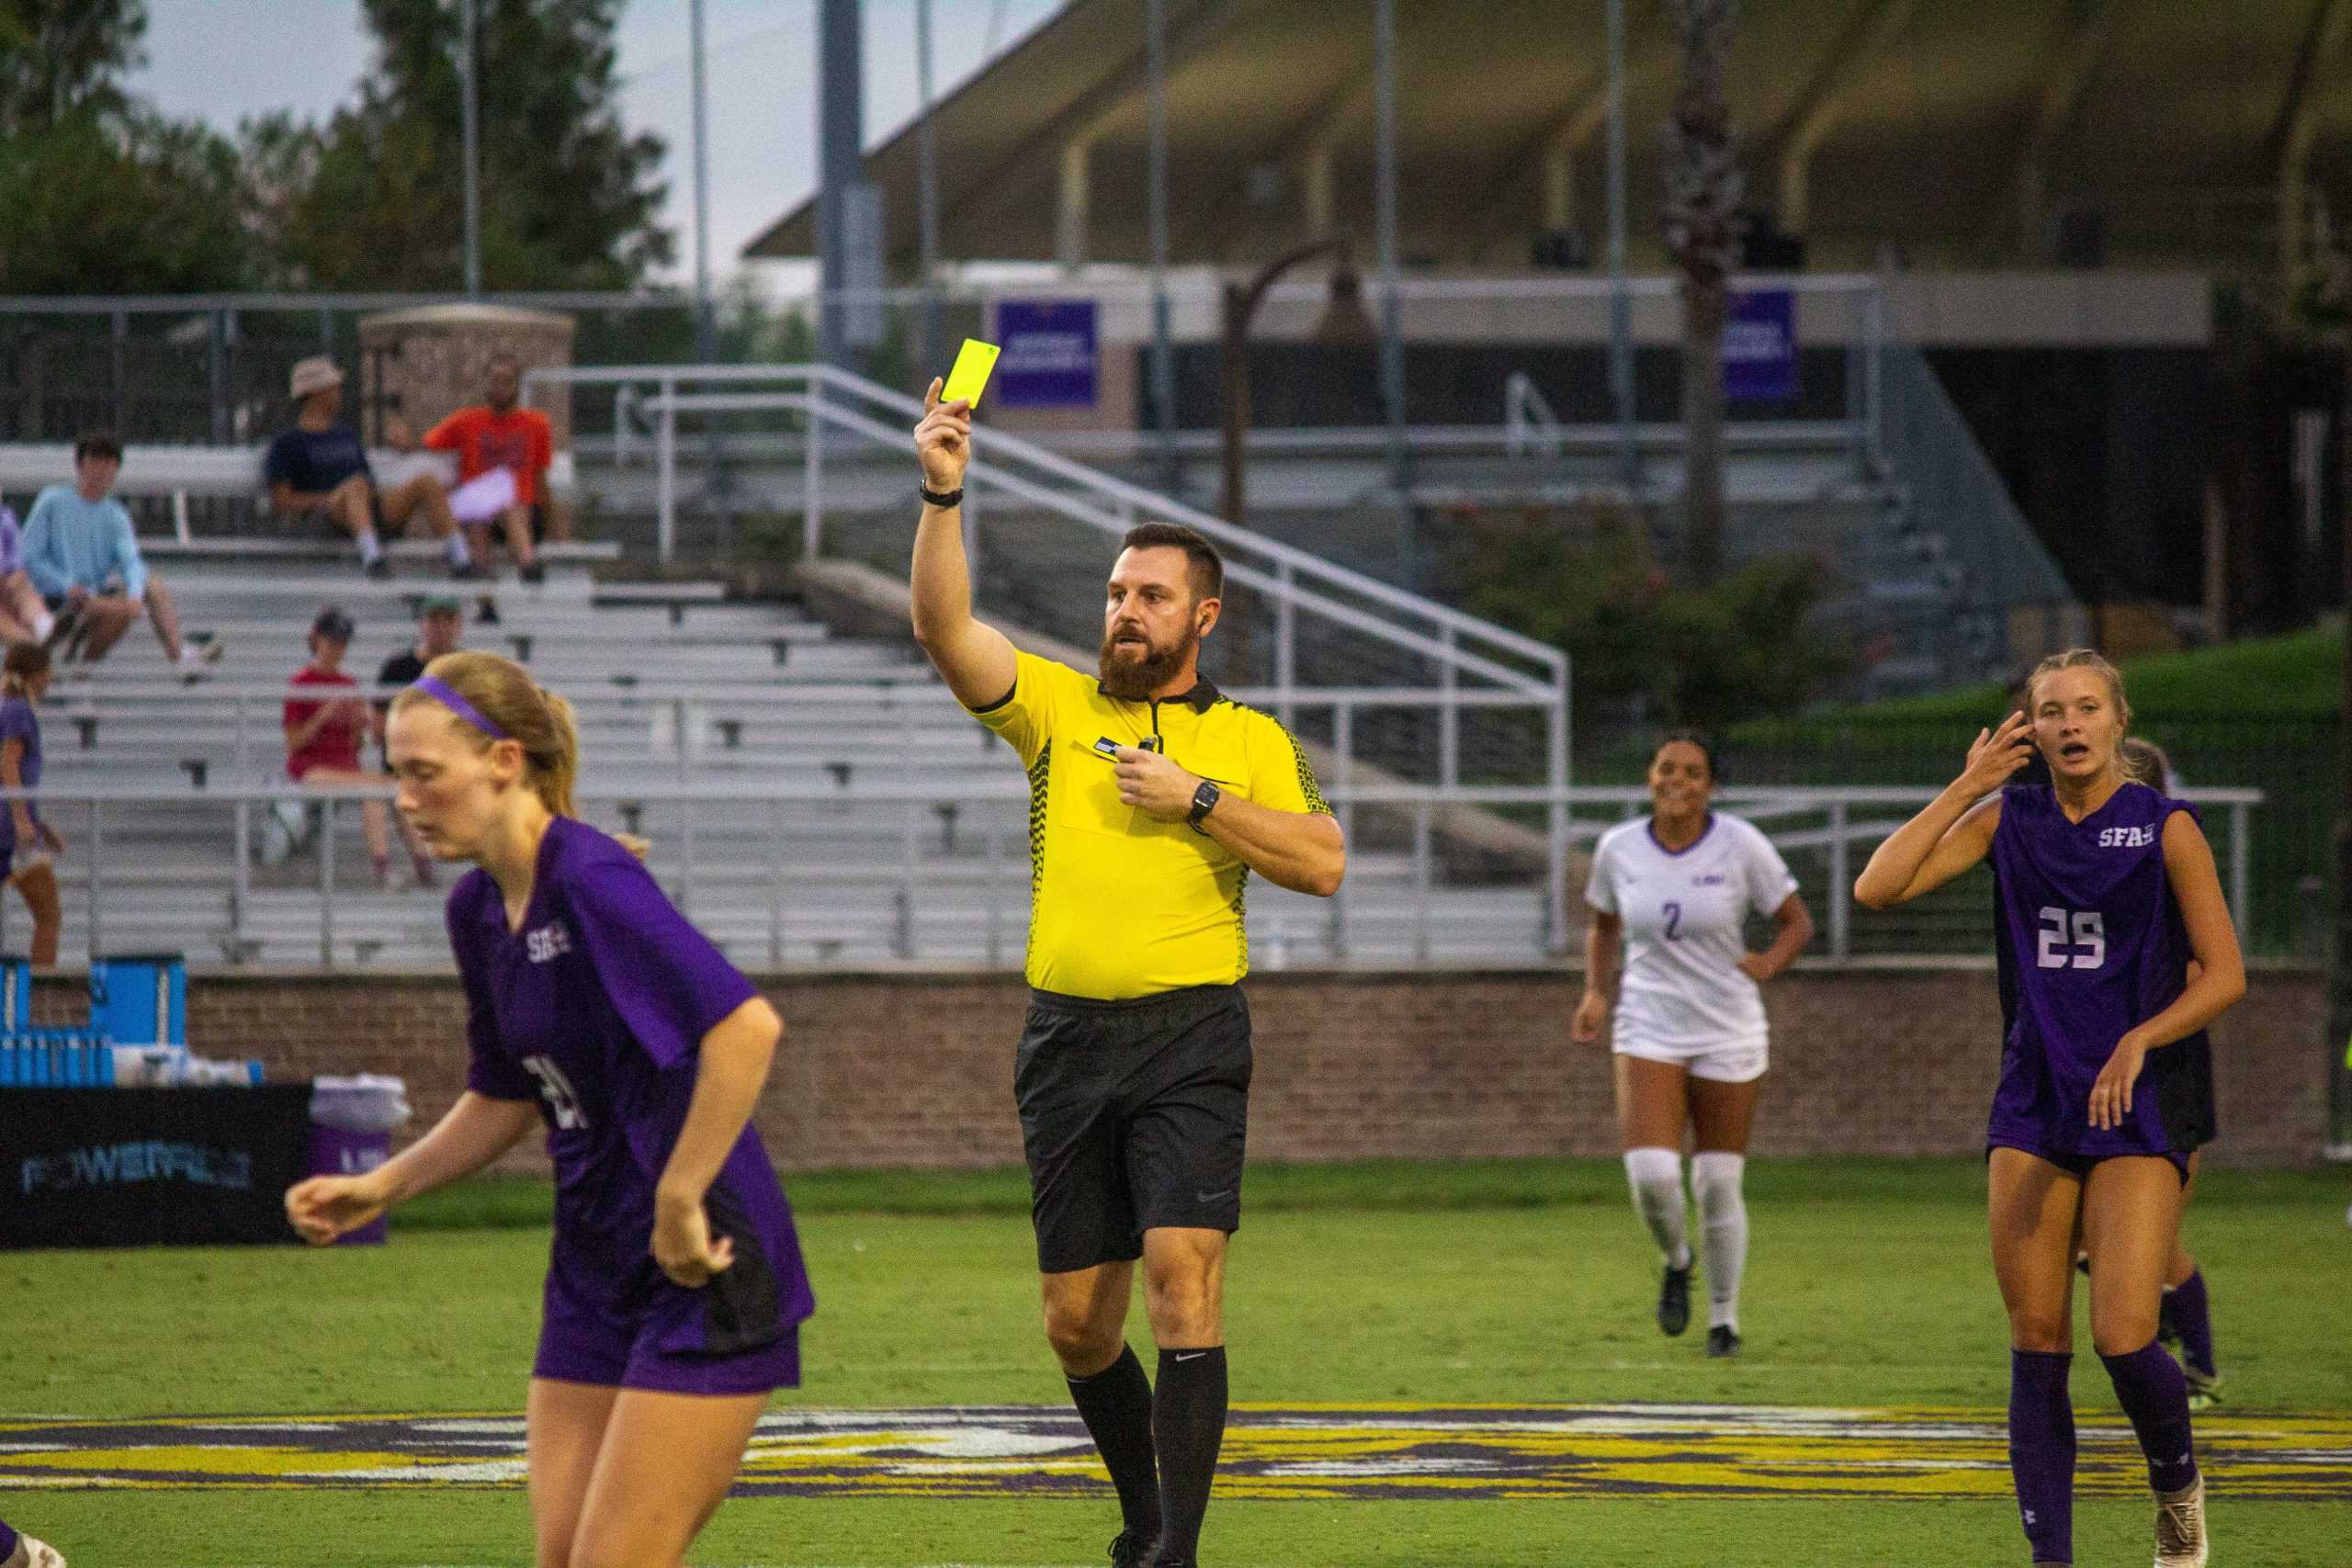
[1724, 288, 1798, 402]
[992, 299, 1099, 409]
[0, 1085, 311, 1248]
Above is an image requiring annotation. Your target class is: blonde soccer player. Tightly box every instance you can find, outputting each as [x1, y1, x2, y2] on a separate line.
[1856, 649, 2245, 1568]
[286, 652, 813, 1568]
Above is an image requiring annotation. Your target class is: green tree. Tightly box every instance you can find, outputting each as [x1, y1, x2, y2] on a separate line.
[0, 1, 256, 293]
[0, 0, 145, 134]
[266, 0, 672, 289]
[1442, 502, 1846, 735]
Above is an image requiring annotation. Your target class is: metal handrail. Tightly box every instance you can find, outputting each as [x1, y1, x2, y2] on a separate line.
[535, 362, 1569, 686]
[1503, 371, 1566, 460]
[0, 782, 2261, 973]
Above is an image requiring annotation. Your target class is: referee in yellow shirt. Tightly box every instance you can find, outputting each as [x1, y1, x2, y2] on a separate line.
[911, 381, 1344, 1568]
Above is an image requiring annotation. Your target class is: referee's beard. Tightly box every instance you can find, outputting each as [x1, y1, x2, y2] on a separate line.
[1097, 618, 1202, 701]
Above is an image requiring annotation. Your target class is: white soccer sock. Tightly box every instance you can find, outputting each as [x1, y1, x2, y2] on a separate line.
[30, 609, 52, 641]
[1692, 1151, 1748, 1331]
[356, 528, 383, 564]
[1623, 1146, 1690, 1269]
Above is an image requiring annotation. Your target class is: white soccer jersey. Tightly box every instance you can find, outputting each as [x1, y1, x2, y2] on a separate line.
[1584, 812, 1799, 1055]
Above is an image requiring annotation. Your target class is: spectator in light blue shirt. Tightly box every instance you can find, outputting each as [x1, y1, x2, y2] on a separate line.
[21, 433, 220, 674]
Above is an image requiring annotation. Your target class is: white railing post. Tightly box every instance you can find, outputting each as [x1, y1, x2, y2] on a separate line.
[85, 799, 103, 962]
[2229, 800, 2250, 935]
[1438, 625, 1459, 789]
[1329, 702, 1352, 960]
[1545, 692, 1569, 953]
[232, 801, 250, 959]
[1274, 560, 1297, 728]
[679, 797, 697, 917]
[769, 797, 786, 968]
[655, 383, 678, 564]
[803, 378, 824, 565]
[1827, 799, 1851, 959]
[319, 800, 336, 968]
[1412, 801, 1432, 963]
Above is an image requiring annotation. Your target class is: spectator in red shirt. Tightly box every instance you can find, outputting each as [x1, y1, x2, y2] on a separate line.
[284, 606, 413, 887]
[423, 354, 567, 585]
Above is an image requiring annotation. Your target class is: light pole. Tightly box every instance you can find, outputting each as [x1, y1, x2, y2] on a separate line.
[458, 0, 481, 296]
[1373, 0, 1409, 489]
[690, 0, 716, 362]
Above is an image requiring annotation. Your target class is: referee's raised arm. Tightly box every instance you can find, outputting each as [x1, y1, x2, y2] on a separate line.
[910, 378, 1018, 709]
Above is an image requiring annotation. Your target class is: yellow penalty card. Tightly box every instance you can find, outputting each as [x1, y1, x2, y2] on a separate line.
[943, 339, 1001, 407]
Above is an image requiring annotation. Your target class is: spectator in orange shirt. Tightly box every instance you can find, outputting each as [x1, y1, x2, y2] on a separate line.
[422, 354, 567, 585]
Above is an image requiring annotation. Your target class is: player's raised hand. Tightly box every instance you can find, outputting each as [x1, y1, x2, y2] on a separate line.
[915, 377, 973, 493]
[1959, 712, 2034, 796]
[652, 1192, 736, 1288]
[284, 1172, 390, 1246]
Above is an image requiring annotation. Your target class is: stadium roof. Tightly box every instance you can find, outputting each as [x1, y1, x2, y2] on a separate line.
[746, 0, 2352, 280]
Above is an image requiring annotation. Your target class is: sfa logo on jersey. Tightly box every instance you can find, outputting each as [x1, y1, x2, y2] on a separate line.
[2098, 825, 2158, 849]
[526, 920, 573, 964]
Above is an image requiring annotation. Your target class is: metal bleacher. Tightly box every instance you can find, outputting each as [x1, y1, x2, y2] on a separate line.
[16, 547, 1559, 971]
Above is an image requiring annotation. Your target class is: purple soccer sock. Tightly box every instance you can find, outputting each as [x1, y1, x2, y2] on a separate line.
[2008, 1349, 2076, 1564]
[0, 1518, 17, 1561]
[2169, 1269, 2217, 1379]
[2099, 1338, 2199, 1494]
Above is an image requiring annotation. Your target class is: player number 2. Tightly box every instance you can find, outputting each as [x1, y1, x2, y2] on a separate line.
[2035, 907, 2105, 970]
[521, 1055, 589, 1130]
[1662, 900, 1682, 941]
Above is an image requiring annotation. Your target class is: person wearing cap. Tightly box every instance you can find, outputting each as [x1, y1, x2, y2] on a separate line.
[286, 605, 412, 887]
[266, 358, 473, 582]
[21, 432, 221, 675]
[369, 594, 466, 885]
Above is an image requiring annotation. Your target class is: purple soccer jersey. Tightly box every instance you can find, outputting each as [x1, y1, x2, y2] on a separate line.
[447, 818, 813, 1385]
[1986, 782, 2199, 1162]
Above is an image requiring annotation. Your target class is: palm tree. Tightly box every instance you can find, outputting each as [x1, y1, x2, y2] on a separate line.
[1663, 0, 1743, 587]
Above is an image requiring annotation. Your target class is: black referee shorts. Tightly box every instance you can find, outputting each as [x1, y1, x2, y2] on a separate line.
[1014, 982, 1252, 1275]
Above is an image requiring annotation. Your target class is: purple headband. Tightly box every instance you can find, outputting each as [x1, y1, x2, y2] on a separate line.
[412, 673, 511, 741]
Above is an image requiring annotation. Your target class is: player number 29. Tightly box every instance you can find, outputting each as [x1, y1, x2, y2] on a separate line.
[2035, 906, 2105, 970]
[521, 1055, 589, 1130]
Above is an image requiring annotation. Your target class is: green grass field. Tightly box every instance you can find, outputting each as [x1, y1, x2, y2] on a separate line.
[5, 1158, 2347, 1567]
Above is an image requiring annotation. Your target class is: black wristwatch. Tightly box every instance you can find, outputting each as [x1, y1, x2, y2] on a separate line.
[919, 483, 965, 509]
[1186, 779, 1222, 832]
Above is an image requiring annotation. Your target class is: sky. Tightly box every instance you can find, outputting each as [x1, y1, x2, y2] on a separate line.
[130, 0, 1069, 290]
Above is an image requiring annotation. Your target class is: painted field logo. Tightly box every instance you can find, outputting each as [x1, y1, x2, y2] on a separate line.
[2, 1405, 2347, 1502]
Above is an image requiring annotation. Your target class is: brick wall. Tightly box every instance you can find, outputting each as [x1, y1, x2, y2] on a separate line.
[34, 964, 2331, 1169]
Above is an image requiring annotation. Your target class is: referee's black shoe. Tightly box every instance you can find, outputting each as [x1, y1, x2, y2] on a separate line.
[1108, 1530, 1158, 1568]
[1657, 1258, 1694, 1337]
[1706, 1325, 1742, 1359]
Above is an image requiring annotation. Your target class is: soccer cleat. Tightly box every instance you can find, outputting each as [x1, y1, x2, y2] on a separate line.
[1107, 1530, 1158, 1568]
[1705, 1325, 1741, 1358]
[1657, 1260, 1693, 1337]
[2185, 1366, 2222, 1412]
[19, 1533, 68, 1567]
[2152, 1474, 2208, 1567]
[520, 561, 548, 586]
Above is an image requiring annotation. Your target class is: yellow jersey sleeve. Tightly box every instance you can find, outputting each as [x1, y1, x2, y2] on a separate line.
[1246, 708, 1334, 817]
[966, 649, 1080, 768]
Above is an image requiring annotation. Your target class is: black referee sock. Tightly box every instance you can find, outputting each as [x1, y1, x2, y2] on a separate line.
[1153, 1346, 1227, 1564]
[1066, 1345, 1162, 1540]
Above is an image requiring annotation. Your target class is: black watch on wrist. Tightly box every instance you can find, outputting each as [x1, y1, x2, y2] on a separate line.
[919, 482, 965, 509]
[1186, 779, 1222, 832]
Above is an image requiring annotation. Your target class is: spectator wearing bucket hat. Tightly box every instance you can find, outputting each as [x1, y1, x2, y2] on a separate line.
[265, 358, 475, 583]
[286, 604, 414, 887]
